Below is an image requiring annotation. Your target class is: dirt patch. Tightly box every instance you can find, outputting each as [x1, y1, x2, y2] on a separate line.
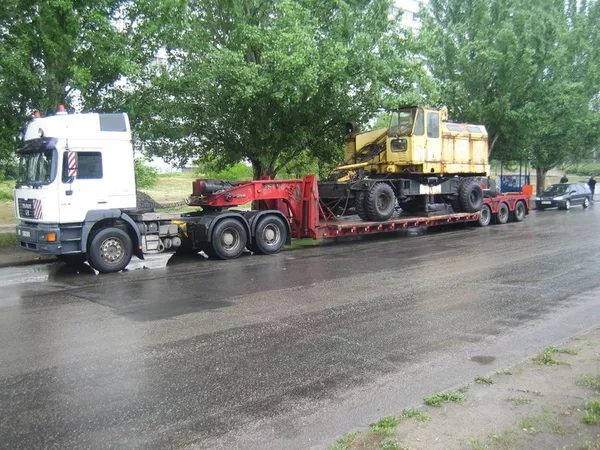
[327, 329, 600, 450]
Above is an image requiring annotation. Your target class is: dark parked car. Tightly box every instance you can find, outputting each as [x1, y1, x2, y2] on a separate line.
[536, 183, 592, 210]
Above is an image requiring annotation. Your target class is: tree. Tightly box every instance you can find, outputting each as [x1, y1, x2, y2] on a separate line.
[128, 0, 422, 179]
[420, 0, 600, 192]
[0, 0, 166, 176]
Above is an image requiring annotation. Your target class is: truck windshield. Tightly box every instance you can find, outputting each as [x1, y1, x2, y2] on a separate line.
[388, 108, 416, 137]
[17, 138, 58, 187]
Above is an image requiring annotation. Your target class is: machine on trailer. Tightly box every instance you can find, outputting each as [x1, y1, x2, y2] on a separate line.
[319, 106, 490, 220]
[13, 107, 529, 273]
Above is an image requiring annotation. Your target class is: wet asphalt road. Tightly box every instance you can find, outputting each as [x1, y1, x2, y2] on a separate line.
[1, 206, 600, 449]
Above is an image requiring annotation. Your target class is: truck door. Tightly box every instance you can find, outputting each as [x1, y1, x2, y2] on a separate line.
[58, 150, 108, 223]
[425, 111, 442, 169]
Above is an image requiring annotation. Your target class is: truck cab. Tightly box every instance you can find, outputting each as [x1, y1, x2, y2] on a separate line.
[15, 108, 138, 263]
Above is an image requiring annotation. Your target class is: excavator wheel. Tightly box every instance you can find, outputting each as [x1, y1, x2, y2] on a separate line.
[365, 182, 396, 221]
[354, 191, 369, 220]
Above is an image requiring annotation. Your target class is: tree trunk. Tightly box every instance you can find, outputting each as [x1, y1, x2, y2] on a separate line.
[536, 167, 548, 195]
[251, 159, 277, 180]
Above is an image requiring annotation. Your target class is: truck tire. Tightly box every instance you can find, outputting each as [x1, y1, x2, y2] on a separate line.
[458, 179, 484, 213]
[87, 227, 133, 273]
[354, 191, 368, 220]
[365, 182, 395, 221]
[251, 215, 288, 255]
[513, 201, 526, 221]
[477, 204, 492, 227]
[57, 254, 87, 266]
[496, 202, 510, 224]
[205, 218, 247, 260]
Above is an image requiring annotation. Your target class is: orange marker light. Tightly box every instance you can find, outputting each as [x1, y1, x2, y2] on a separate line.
[46, 233, 57, 242]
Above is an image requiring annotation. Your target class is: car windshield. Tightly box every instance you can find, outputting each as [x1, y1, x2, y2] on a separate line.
[543, 184, 569, 195]
[17, 138, 58, 186]
[388, 108, 416, 137]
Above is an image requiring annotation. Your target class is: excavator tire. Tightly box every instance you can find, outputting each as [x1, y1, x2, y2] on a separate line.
[458, 179, 484, 213]
[354, 191, 368, 220]
[365, 182, 396, 221]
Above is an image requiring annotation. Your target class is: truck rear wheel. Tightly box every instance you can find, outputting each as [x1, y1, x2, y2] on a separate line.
[458, 179, 484, 213]
[251, 215, 287, 255]
[205, 218, 247, 260]
[87, 227, 133, 273]
[496, 203, 510, 224]
[365, 182, 395, 221]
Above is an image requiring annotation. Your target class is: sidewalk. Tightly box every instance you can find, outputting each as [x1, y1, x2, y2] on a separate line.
[325, 330, 600, 450]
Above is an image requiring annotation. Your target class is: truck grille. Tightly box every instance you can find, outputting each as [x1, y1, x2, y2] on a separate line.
[18, 198, 43, 219]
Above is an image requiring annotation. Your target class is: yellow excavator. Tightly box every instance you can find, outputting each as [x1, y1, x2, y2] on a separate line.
[319, 105, 490, 220]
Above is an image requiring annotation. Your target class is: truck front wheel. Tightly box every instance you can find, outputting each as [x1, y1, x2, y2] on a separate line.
[205, 218, 247, 260]
[87, 227, 133, 273]
[365, 182, 395, 221]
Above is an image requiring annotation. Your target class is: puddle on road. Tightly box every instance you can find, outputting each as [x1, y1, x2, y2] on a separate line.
[470, 355, 497, 365]
[0, 253, 176, 287]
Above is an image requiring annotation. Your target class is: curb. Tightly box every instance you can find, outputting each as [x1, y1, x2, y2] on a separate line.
[0, 255, 57, 269]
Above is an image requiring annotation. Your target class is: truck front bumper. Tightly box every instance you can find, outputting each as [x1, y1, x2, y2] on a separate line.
[16, 223, 64, 255]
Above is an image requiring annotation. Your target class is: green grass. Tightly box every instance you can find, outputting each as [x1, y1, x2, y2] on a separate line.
[583, 400, 600, 425]
[457, 385, 469, 393]
[474, 376, 494, 385]
[531, 347, 578, 366]
[578, 374, 600, 391]
[370, 415, 400, 435]
[506, 397, 532, 405]
[327, 432, 358, 450]
[401, 408, 431, 422]
[379, 437, 409, 450]
[423, 391, 465, 406]
[139, 172, 197, 203]
[0, 232, 17, 248]
[496, 369, 513, 375]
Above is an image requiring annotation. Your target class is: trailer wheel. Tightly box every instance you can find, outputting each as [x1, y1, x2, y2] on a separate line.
[477, 204, 492, 227]
[365, 182, 395, 221]
[206, 218, 247, 260]
[57, 254, 87, 266]
[458, 179, 484, 213]
[251, 215, 288, 255]
[496, 202, 510, 224]
[354, 191, 368, 220]
[87, 227, 133, 273]
[513, 201, 526, 222]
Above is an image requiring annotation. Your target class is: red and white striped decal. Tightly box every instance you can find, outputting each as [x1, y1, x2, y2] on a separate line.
[67, 151, 77, 177]
[33, 199, 43, 220]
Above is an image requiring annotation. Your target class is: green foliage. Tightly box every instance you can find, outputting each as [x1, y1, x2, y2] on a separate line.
[578, 374, 600, 391]
[195, 162, 254, 181]
[134, 160, 158, 188]
[0, 0, 166, 177]
[420, 0, 600, 180]
[423, 391, 465, 406]
[583, 400, 600, 424]
[0, 232, 17, 248]
[474, 376, 494, 385]
[531, 346, 578, 365]
[369, 415, 400, 435]
[401, 408, 431, 422]
[130, 0, 423, 179]
[0, 181, 14, 201]
[379, 437, 408, 450]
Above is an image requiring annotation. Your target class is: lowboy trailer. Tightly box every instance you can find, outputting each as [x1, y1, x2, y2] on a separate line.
[14, 108, 530, 273]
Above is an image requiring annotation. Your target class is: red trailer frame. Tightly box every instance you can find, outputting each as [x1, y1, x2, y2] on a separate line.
[189, 175, 530, 241]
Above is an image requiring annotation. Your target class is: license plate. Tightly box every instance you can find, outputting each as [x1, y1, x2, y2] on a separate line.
[21, 230, 31, 237]
[541, 201, 551, 205]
